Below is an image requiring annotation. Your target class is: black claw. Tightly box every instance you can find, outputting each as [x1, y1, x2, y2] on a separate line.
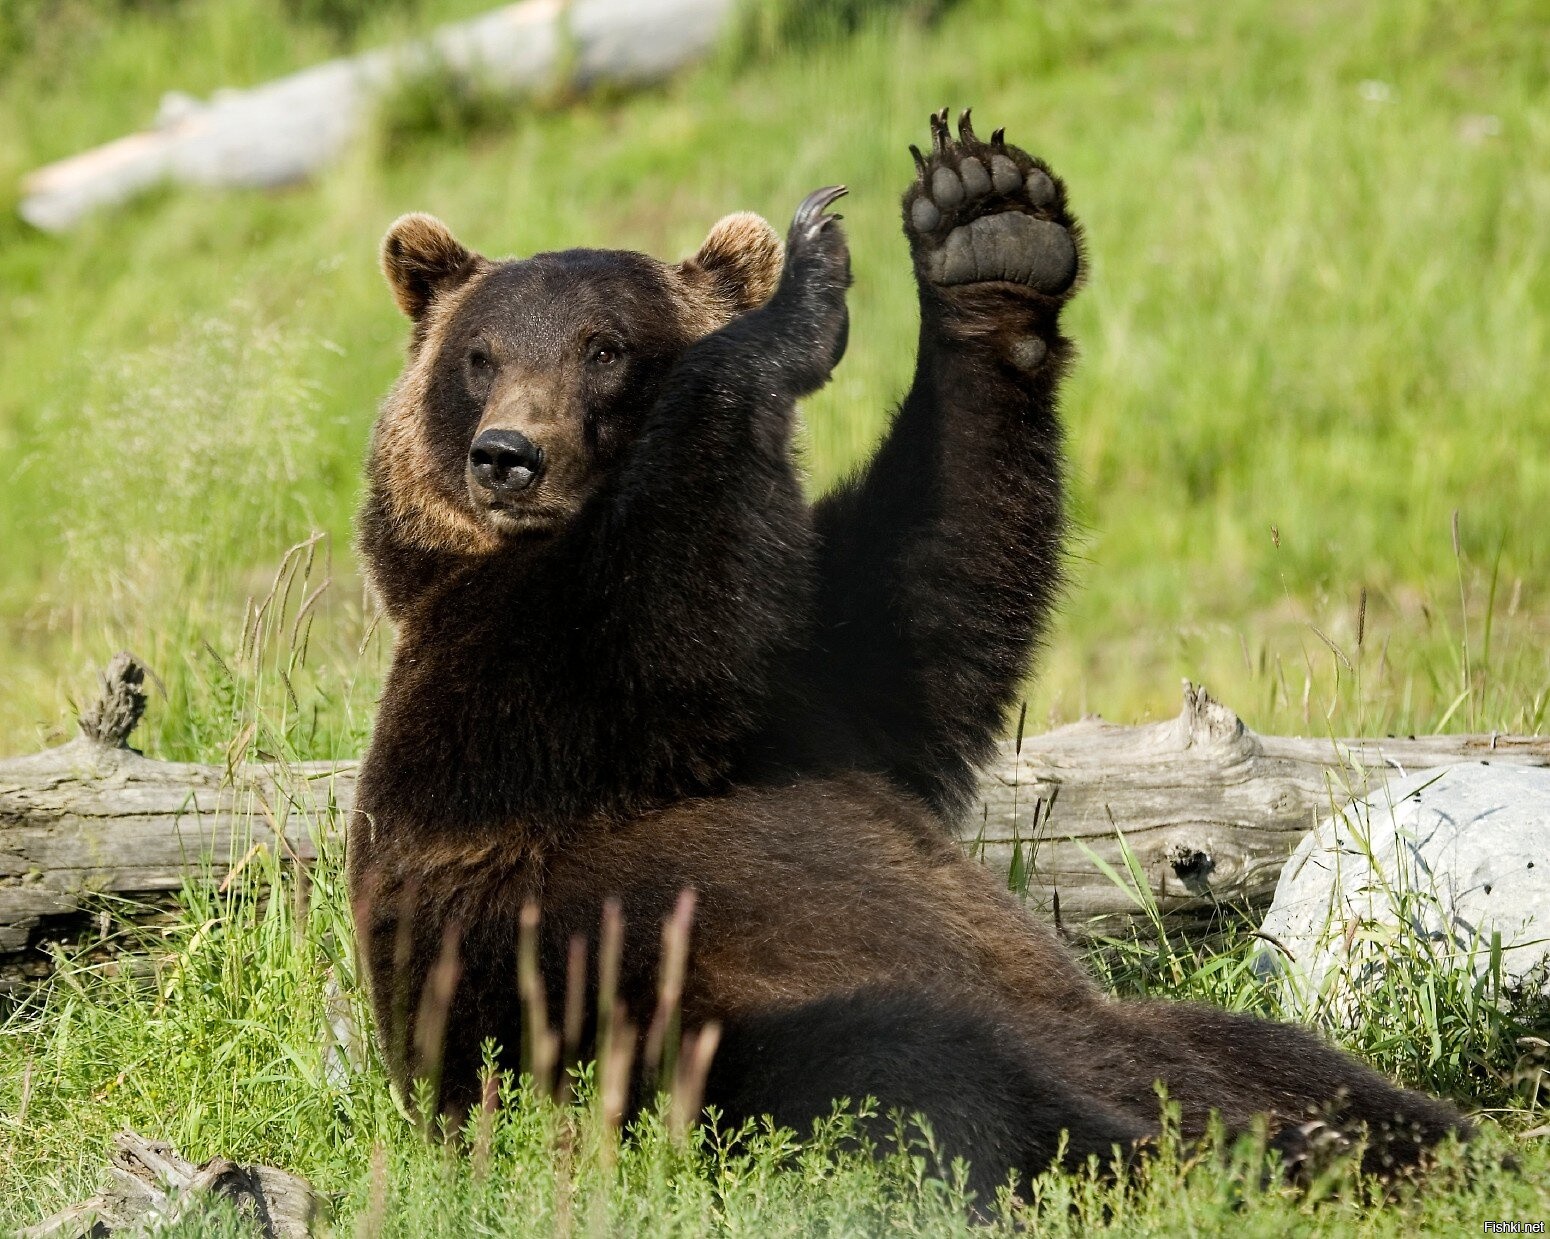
[931, 107, 951, 153]
[957, 108, 976, 144]
[991, 127, 1006, 148]
[793, 184, 849, 233]
[909, 143, 928, 179]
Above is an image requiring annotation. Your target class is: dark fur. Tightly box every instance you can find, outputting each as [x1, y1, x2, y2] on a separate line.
[350, 115, 1467, 1199]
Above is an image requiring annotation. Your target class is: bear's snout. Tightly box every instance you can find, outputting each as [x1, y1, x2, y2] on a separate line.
[468, 428, 545, 498]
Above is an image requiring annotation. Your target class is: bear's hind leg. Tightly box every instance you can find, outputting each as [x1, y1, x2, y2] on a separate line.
[704, 988, 1153, 1207]
[1109, 1001, 1471, 1176]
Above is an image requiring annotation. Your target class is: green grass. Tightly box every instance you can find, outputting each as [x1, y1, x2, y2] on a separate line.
[2, 0, 1549, 1231]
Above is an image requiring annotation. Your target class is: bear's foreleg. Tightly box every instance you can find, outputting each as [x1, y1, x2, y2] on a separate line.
[573, 188, 853, 787]
[809, 110, 1081, 817]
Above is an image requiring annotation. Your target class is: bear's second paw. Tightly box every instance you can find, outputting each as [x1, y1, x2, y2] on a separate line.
[760, 185, 851, 393]
[783, 184, 851, 301]
[905, 109, 1080, 299]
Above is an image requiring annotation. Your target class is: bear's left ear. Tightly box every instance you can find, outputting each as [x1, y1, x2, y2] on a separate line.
[677, 212, 783, 315]
[381, 213, 483, 321]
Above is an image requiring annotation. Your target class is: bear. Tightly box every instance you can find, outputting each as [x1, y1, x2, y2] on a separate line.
[348, 109, 1466, 1202]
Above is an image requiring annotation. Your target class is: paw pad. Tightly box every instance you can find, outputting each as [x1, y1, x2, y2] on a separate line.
[931, 166, 965, 209]
[990, 154, 1021, 195]
[911, 198, 942, 233]
[905, 108, 1079, 297]
[1023, 169, 1056, 207]
[957, 157, 991, 200]
[928, 214, 1076, 291]
[1008, 337, 1048, 371]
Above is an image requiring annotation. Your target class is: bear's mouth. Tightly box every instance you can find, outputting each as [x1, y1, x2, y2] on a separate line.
[483, 503, 565, 538]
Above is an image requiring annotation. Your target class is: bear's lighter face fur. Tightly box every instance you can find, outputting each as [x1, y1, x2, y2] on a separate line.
[371, 212, 784, 557]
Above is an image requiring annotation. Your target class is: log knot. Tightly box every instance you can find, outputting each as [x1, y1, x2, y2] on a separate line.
[78, 654, 148, 749]
[1169, 680, 1257, 758]
[1166, 842, 1215, 880]
[1166, 841, 1217, 896]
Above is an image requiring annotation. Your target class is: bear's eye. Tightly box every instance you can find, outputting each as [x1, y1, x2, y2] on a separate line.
[589, 343, 622, 367]
[467, 346, 493, 372]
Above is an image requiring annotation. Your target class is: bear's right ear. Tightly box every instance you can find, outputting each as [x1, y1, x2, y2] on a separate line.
[381, 213, 481, 321]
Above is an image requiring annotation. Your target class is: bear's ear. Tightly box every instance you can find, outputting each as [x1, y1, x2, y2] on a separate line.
[381, 213, 481, 321]
[678, 212, 783, 315]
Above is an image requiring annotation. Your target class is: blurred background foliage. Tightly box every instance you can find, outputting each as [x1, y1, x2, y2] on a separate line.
[0, 0, 1547, 757]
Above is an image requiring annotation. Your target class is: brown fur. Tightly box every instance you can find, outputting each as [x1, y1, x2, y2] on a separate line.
[355, 771, 1464, 1175]
[381, 213, 484, 324]
[368, 211, 783, 564]
[670, 211, 784, 333]
[372, 234, 500, 557]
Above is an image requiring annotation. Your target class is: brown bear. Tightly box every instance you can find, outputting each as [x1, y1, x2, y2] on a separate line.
[348, 110, 1466, 1201]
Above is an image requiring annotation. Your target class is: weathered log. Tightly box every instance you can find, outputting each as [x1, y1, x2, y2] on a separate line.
[19, 0, 735, 231]
[20, 1130, 317, 1239]
[4, 659, 1548, 974]
[975, 683, 1550, 925]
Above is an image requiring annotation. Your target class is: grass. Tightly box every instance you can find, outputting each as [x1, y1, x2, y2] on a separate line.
[1, 0, 1549, 1232]
[2, 0, 1548, 752]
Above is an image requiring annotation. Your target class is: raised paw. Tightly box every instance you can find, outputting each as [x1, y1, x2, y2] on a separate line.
[783, 184, 851, 295]
[903, 109, 1080, 298]
[759, 185, 852, 395]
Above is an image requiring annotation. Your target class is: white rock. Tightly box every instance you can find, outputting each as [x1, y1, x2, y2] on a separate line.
[1257, 762, 1550, 1018]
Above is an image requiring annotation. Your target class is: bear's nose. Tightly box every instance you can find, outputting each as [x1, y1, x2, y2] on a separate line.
[469, 428, 545, 495]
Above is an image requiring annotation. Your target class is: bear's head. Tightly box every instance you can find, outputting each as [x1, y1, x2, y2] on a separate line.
[367, 211, 784, 558]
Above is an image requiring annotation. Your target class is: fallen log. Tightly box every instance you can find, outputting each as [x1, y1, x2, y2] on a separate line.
[981, 685, 1550, 924]
[21, 1130, 317, 1239]
[3, 656, 1547, 976]
[19, 0, 734, 232]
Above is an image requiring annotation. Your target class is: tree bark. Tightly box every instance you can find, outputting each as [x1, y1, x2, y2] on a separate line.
[20, 1130, 317, 1239]
[4, 662, 1547, 975]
